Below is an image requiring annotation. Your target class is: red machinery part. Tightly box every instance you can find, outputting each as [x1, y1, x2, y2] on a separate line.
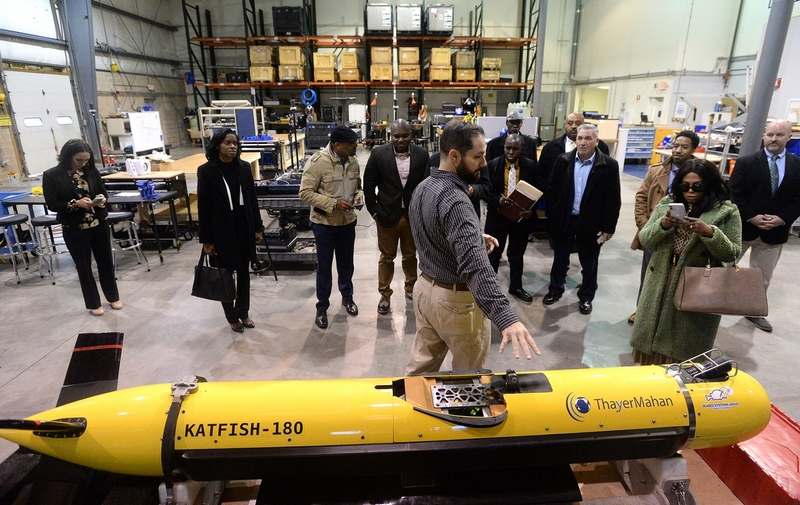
[698, 404, 800, 505]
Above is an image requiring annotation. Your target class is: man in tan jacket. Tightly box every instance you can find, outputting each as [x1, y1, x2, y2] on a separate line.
[629, 130, 699, 324]
[299, 126, 362, 329]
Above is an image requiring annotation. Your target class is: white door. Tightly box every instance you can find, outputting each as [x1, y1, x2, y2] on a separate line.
[3, 71, 82, 177]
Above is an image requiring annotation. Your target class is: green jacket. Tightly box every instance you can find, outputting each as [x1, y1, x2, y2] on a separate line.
[631, 197, 742, 361]
[299, 145, 361, 226]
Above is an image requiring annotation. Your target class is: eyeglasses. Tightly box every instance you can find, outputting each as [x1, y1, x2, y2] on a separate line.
[679, 182, 706, 192]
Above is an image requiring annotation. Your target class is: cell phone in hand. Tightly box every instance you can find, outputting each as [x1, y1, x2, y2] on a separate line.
[668, 202, 686, 222]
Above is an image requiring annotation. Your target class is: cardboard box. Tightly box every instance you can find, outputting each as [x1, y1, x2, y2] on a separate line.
[339, 51, 358, 69]
[482, 57, 502, 69]
[430, 48, 451, 66]
[278, 46, 304, 65]
[398, 65, 420, 81]
[339, 68, 360, 81]
[314, 67, 336, 82]
[278, 64, 304, 81]
[249, 46, 274, 65]
[250, 66, 275, 82]
[370, 47, 392, 64]
[453, 51, 475, 69]
[482, 69, 501, 82]
[313, 52, 336, 68]
[429, 65, 452, 81]
[370, 64, 393, 81]
[398, 47, 419, 64]
[455, 68, 476, 81]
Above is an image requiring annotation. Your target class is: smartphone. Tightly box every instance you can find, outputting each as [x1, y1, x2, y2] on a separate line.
[668, 202, 686, 221]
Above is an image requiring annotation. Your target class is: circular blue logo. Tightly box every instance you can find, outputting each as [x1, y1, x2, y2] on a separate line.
[566, 393, 591, 422]
[575, 397, 591, 414]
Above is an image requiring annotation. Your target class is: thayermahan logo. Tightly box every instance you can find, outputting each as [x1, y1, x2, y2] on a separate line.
[566, 393, 591, 422]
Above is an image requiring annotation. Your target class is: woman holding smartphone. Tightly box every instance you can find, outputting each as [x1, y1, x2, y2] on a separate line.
[43, 139, 121, 316]
[631, 159, 741, 364]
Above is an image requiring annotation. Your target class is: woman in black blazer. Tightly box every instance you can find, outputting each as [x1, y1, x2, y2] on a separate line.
[43, 139, 121, 316]
[197, 129, 264, 333]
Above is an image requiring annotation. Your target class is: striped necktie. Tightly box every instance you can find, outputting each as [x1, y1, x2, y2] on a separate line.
[769, 154, 780, 195]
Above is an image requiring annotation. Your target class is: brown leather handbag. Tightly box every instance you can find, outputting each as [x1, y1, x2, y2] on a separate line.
[674, 264, 768, 316]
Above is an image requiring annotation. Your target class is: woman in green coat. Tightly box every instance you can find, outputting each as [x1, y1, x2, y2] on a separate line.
[631, 159, 742, 364]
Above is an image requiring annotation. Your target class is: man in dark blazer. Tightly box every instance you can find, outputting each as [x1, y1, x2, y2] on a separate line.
[485, 134, 543, 302]
[486, 110, 539, 163]
[543, 124, 621, 314]
[364, 119, 430, 314]
[539, 112, 610, 189]
[730, 120, 800, 333]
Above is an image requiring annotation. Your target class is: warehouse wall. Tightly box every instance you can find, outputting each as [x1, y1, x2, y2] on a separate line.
[93, 0, 188, 148]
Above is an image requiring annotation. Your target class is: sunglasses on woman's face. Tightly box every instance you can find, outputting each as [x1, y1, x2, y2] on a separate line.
[679, 182, 706, 192]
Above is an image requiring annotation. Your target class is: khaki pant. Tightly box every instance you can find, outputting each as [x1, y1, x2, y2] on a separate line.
[739, 239, 783, 291]
[406, 276, 488, 374]
[377, 214, 417, 297]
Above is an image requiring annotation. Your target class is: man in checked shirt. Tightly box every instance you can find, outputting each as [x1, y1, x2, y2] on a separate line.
[407, 121, 541, 374]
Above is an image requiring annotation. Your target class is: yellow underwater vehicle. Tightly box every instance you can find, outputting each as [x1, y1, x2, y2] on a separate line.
[0, 346, 770, 483]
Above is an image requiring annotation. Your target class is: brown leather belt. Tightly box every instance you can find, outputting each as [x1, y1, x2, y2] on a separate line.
[421, 272, 470, 291]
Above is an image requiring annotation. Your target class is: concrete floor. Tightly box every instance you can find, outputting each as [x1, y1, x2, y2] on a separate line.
[1, 148, 799, 464]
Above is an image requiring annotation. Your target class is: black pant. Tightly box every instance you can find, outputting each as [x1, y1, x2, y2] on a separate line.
[548, 216, 602, 302]
[62, 222, 119, 310]
[311, 221, 356, 311]
[486, 215, 531, 290]
[221, 255, 250, 323]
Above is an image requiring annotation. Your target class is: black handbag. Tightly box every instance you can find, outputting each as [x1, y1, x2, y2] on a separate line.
[191, 251, 236, 302]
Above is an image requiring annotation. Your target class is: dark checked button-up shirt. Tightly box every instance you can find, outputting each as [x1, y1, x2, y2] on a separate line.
[409, 170, 519, 330]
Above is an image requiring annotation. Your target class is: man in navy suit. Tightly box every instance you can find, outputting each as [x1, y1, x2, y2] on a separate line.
[730, 120, 800, 332]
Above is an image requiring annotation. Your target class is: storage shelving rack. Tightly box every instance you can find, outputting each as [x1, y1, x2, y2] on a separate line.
[182, 0, 542, 113]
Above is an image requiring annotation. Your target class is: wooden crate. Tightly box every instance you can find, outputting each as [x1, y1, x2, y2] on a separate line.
[429, 65, 452, 81]
[398, 65, 420, 81]
[430, 48, 451, 66]
[453, 51, 475, 69]
[482, 57, 502, 69]
[481, 69, 501, 82]
[249, 46, 274, 65]
[370, 47, 392, 64]
[398, 47, 419, 64]
[250, 66, 275, 82]
[278, 64, 304, 81]
[314, 67, 336, 82]
[455, 68, 476, 81]
[313, 52, 336, 69]
[370, 64, 393, 81]
[278, 46, 304, 65]
[339, 68, 360, 81]
[339, 51, 358, 69]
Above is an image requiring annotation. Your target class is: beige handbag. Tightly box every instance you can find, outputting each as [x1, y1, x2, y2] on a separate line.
[674, 264, 768, 316]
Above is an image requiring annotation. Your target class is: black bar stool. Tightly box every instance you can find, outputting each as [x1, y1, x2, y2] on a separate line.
[106, 211, 150, 274]
[30, 214, 58, 284]
[0, 214, 32, 284]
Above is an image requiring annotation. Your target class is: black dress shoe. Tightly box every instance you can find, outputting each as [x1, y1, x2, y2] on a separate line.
[377, 297, 390, 315]
[315, 311, 328, 329]
[542, 291, 562, 305]
[509, 287, 533, 303]
[241, 318, 255, 328]
[343, 299, 359, 316]
[579, 300, 593, 314]
[746, 316, 772, 332]
[229, 321, 245, 333]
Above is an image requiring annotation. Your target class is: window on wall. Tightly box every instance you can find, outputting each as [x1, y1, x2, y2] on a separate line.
[23, 117, 44, 127]
[0, 0, 57, 38]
